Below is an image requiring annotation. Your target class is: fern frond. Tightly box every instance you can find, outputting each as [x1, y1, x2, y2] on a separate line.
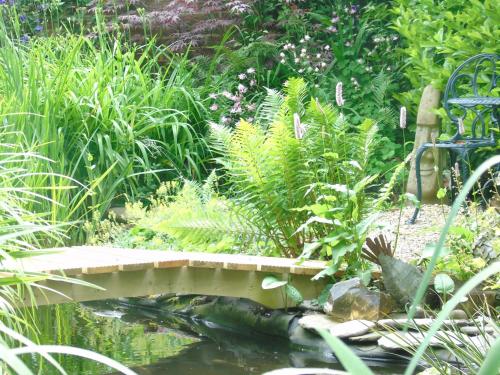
[373, 153, 412, 210]
[283, 78, 307, 117]
[255, 88, 284, 127]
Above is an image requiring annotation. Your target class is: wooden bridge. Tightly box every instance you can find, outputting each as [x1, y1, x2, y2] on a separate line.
[8, 246, 330, 308]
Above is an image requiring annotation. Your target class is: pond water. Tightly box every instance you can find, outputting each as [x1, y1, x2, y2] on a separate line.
[30, 301, 407, 374]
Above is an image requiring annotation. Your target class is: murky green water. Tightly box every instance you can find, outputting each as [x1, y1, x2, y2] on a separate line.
[29, 301, 406, 374]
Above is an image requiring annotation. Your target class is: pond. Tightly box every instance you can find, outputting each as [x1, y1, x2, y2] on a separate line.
[30, 300, 407, 374]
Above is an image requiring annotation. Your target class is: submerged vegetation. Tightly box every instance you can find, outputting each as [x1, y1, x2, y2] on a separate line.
[0, 0, 498, 373]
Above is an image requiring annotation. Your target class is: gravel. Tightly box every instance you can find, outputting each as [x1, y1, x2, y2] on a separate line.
[368, 204, 452, 262]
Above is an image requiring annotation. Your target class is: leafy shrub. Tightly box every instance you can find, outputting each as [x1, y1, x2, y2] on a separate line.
[392, 0, 499, 113]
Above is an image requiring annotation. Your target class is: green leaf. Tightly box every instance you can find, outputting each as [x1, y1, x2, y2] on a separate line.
[434, 273, 455, 295]
[317, 329, 374, 375]
[420, 243, 450, 261]
[478, 336, 500, 375]
[261, 275, 287, 290]
[436, 188, 447, 200]
[285, 284, 303, 304]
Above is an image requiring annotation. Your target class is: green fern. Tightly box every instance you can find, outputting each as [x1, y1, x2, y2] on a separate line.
[159, 78, 381, 258]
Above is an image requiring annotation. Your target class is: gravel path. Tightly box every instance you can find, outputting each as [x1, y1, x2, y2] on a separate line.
[368, 204, 452, 262]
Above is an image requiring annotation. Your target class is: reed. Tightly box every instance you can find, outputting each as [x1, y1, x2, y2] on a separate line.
[0, 26, 209, 243]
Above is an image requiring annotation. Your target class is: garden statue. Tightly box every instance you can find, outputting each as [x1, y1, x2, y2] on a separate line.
[407, 85, 443, 203]
[362, 235, 423, 307]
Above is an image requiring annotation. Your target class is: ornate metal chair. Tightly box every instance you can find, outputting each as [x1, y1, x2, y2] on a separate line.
[409, 53, 499, 223]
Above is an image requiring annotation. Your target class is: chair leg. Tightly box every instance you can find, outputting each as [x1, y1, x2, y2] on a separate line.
[407, 145, 428, 224]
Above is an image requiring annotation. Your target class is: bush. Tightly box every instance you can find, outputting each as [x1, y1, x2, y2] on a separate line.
[392, 0, 499, 113]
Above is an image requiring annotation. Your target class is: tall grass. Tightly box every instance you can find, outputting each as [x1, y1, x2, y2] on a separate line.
[0, 26, 210, 243]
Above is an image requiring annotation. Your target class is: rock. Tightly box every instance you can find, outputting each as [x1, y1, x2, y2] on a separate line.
[298, 299, 323, 312]
[463, 334, 496, 351]
[347, 332, 382, 343]
[323, 277, 394, 321]
[377, 318, 433, 329]
[449, 309, 467, 320]
[377, 318, 470, 330]
[298, 314, 375, 338]
[378, 331, 463, 351]
[460, 325, 495, 335]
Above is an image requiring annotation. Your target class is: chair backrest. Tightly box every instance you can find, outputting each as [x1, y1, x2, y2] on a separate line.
[443, 53, 499, 140]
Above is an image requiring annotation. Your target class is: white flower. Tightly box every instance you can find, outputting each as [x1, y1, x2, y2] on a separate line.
[298, 69, 304, 73]
[335, 82, 344, 107]
[314, 67, 319, 72]
[222, 91, 233, 99]
[320, 62, 327, 68]
[454, 162, 460, 177]
[304, 35, 311, 41]
[316, 53, 321, 58]
[238, 73, 247, 80]
[209, 93, 217, 99]
[250, 79, 256, 86]
[324, 45, 330, 50]
[300, 38, 305, 43]
[399, 106, 407, 129]
[280, 59, 286, 64]
[247, 67, 256, 74]
[458, 117, 465, 135]
[301, 48, 306, 53]
[210, 104, 218, 111]
[221, 116, 229, 124]
[293, 113, 307, 139]
[294, 58, 300, 63]
[283, 44, 289, 50]
[280, 52, 285, 58]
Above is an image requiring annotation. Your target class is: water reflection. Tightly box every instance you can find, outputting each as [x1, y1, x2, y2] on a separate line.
[30, 301, 406, 375]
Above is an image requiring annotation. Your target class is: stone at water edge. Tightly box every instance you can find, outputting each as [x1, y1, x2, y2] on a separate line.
[323, 277, 395, 321]
[378, 331, 463, 351]
[298, 314, 376, 338]
[347, 332, 382, 343]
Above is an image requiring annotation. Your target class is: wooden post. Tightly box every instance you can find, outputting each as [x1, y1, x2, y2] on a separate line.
[407, 85, 444, 203]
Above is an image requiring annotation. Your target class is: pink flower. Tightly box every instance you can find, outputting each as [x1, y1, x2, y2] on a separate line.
[399, 106, 407, 129]
[222, 91, 232, 99]
[249, 79, 256, 86]
[238, 84, 247, 93]
[335, 82, 344, 107]
[210, 104, 218, 111]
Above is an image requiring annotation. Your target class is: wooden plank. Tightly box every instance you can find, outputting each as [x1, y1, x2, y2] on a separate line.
[22, 268, 329, 309]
